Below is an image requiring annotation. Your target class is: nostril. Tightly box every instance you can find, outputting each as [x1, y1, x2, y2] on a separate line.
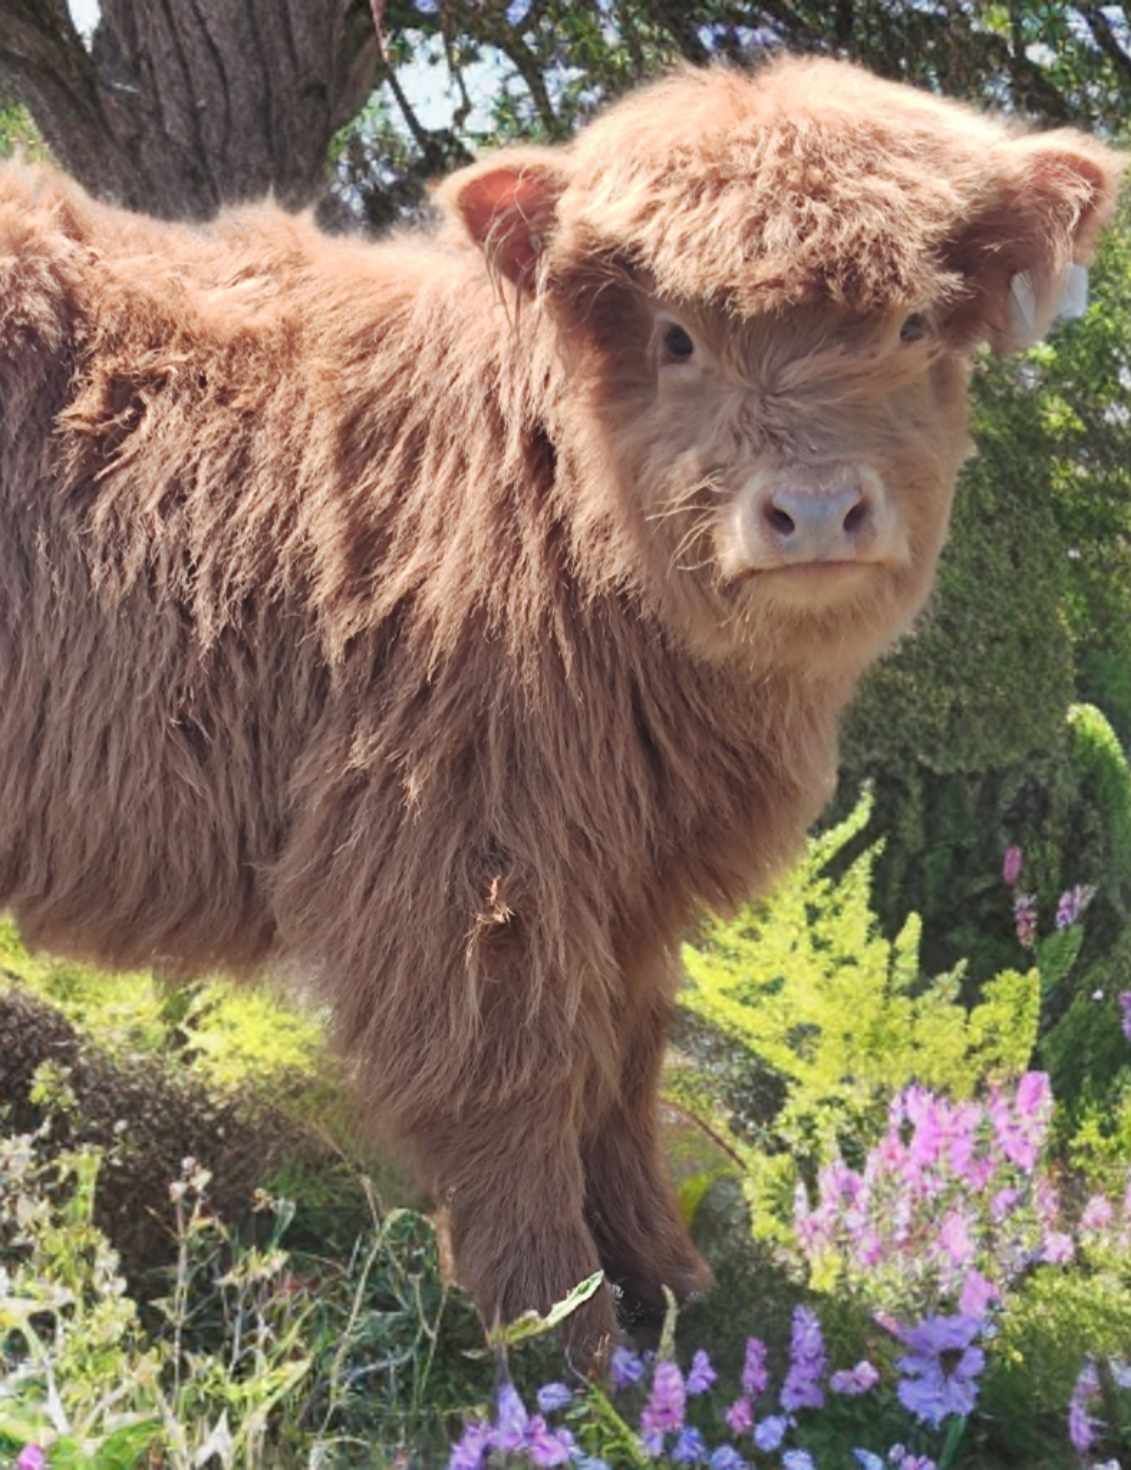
[758, 482, 875, 556]
[765, 504, 796, 537]
[843, 497, 869, 535]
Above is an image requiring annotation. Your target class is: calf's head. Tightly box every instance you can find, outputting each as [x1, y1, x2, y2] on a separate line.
[440, 58, 1122, 673]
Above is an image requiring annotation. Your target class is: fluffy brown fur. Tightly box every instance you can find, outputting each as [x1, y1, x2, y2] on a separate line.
[0, 56, 1121, 1358]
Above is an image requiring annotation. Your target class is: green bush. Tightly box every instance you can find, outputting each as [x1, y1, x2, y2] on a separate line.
[0, 1131, 491, 1468]
[674, 792, 1042, 1244]
[838, 196, 1131, 984]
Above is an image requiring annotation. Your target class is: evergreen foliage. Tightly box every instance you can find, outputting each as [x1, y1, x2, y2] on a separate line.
[839, 196, 1131, 978]
[675, 794, 1043, 1243]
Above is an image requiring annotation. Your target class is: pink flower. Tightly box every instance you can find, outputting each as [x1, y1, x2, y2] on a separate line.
[1041, 1231, 1074, 1264]
[1002, 846, 1023, 887]
[989, 1073, 1050, 1171]
[936, 1210, 975, 1266]
[1080, 1194, 1114, 1233]
[1013, 892, 1038, 948]
[1035, 1177, 1061, 1227]
[991, 1187, 1020, 1222]
[855, 1230, 884, 1267]
[1016, 1072, 1051, 1119]
[16, 1450, 46, 1470]
[1120, 992, 1131, 1042]
[959, 1270, 999, 1318]
[726, 1397, 754, 1434]
[1055, 883, 1096, 930]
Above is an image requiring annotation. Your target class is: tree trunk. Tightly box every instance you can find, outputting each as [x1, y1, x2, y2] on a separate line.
[0, 0, 381, 219]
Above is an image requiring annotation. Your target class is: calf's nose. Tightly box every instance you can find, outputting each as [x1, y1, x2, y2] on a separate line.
[762, 484, 871, 562]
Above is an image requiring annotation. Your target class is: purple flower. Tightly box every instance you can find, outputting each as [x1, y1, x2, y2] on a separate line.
[958, 1270, 999, 1319]
[830, 1360, 880, 1395]
[740, 1336, 769, 1398]
[448, 1419, 492, 1470]
[936, 1209, 975, 1266]
[1041, 1230, 1075, 1264]
[891, 1315, 985, 1427]
[753, 1415, 788, 1452]
[1016, 1070, 1051, 1119]
[708, 1449, 748, 1470]
[1068, 1360, 1101, 1453]
[1055, 883, 1096, 929]
[855, 1229, 884, 1267]
[525, 1417, 575, 1467]
[904, 1086, 944, 1172]
[686, 1348, 717, 1395]
[1002, 845, 1023, 887]
[726, 1396, 753, 1434]
[536, 1382, 572, 1414]
[989, 1073, 1050, 1172]
[494, 1382, 529, 1452]
[1120, 992, 1131, 1041]
[782, 1454, 816, 1470]
[1080, 1194, 1114, 1233]
[854, 1454, 885, 1470]
[895, 1459, 936, 1470]
[640, 1360, 686, 1441]
[1013, 891, 1038, 948]
[610, 1345, 646, 1390]
[671, 1427, 708, 1463]
[16, 1452, 46, 1470]
[991, 1186, 1020, 1222]
[780, 1305, 827, 1412]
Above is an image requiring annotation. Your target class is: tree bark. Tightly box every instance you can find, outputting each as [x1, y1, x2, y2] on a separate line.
[0, 0, 382, 219]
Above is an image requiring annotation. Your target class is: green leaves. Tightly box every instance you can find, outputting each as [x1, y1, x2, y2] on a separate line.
[681, 792, 1040, 1133]
[42, 1423, 161, 1470]
[483, 1269, 604, 1350]
[1036, 924, 1085, 994]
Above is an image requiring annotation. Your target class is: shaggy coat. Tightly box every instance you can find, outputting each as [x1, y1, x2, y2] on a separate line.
[0, 57, 1121, 1355]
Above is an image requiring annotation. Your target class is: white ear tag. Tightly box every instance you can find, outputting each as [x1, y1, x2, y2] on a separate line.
[1056, 263, 1089, 321]
[1007, 271, 1039, 348]
[1007, 264, 1089, 349]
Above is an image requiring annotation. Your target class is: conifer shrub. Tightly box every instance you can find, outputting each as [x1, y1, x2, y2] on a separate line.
[673, 793, 1042, 1242]
[838, 203, 1131, 985]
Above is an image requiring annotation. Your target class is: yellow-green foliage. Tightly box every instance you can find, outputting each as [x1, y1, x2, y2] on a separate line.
[0, 916, 327, 1097]
[989, 1267, 1131, 1438]
[680, 792, 1040, 1163]
[0, 103, 46, 160]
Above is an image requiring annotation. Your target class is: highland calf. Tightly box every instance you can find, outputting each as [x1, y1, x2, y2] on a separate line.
[0, 58, 1121, 1358]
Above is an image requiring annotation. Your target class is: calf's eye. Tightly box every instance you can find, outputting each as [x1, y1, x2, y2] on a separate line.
[900, 312, 929, 344]
[662, 323, 695, 361]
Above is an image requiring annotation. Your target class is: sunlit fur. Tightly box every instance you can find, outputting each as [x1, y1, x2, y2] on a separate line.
[0, 56, 1121, 1358]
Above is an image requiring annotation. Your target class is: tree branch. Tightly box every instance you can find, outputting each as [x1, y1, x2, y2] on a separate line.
[495, 30, 562, 137]
[1079, 3, 1131, 81]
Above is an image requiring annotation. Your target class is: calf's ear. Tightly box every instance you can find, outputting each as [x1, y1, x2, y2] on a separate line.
[950, 132, 1124, 354]
[437, 147, 572, 292]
